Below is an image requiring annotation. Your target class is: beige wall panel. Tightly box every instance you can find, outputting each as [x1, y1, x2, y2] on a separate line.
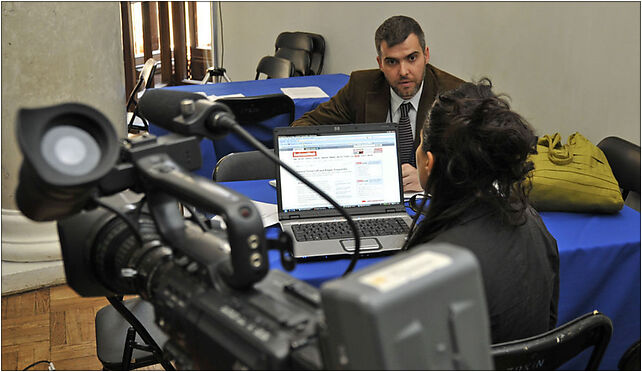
[2, 2, 126, 209]
[219, 2, 640, 145]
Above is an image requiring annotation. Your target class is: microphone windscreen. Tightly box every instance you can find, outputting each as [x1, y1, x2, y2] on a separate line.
[138, 89, 207, 130]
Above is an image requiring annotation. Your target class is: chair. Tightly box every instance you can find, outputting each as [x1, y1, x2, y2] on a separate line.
[95, 297, 171, 370]
[213, 150, 276, 182]
[274, 32, 314, 76]
[597, 136, 641, 210]
[127, 58, 157, 133]
[299, 32, 325, 75]
[491, 311, 613, 370]
[255, 56, 295, 79]
[618, 340, 641, 370]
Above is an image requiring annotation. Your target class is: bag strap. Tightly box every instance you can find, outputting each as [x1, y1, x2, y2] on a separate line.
[540, 133, 573, 165]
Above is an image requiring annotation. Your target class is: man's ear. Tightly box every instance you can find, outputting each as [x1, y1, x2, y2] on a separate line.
[376, 54, 383, 70]
[424, 45, 430, 64]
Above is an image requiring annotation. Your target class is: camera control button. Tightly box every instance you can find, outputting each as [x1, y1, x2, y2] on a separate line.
[247, 234, 260, 249]
[239, 206, 252, 218]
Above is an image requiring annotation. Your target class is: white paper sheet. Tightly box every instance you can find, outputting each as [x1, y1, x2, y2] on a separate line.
[280, 86, 329, 99]
[251, 200, 279, 227]
[207, 93, 245, 101]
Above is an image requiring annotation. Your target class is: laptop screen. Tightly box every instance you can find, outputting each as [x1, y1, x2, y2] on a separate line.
[275, 124, 403, 216]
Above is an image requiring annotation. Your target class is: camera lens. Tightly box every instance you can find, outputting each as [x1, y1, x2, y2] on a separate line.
[91, 211, 167, 295]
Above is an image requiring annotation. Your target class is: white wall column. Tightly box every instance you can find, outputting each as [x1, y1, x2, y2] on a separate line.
[1, 2, 126, 294]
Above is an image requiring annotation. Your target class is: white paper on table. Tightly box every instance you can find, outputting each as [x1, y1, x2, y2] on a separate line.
[207, 93, 245, 101]
[251, 200, 279, 227]
[280, 86, 328, 99]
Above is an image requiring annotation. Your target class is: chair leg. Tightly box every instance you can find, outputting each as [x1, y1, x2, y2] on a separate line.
[106, 296, 175, 371]
[122, 327, 137, 370]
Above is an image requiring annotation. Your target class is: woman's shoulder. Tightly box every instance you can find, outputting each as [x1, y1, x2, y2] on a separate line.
[432, 203, 555, 250]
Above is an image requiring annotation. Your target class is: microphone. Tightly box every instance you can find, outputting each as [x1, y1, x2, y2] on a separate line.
[138, 89, 207, 128]
[138, 89, 237, 138]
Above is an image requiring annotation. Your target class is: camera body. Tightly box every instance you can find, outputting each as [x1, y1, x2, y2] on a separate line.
[15, 98, 493, 369]
[57, 196, 492, 370]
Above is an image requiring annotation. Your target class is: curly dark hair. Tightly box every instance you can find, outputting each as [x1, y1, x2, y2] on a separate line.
[406, 78, 537, 246]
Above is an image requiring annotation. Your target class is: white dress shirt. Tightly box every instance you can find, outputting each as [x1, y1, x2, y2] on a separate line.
[387, 82, 424, 140]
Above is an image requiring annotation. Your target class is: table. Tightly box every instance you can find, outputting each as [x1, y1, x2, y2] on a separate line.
[148, 74, 350, 179]
[221, 179, 641, 370]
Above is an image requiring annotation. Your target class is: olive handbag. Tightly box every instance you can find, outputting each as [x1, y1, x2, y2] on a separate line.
[527, 132, 624, 213]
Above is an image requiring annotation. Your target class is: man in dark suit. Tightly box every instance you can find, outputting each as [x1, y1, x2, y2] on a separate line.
[292, 15, 464, 192]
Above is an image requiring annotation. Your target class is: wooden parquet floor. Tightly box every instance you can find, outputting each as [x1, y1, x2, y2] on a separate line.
[1, 284, 161, 371]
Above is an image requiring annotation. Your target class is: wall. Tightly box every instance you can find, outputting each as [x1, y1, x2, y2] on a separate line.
[218, 1, 640, 145]
[2, 1, 126, 210]
[1, 2, 126, 293]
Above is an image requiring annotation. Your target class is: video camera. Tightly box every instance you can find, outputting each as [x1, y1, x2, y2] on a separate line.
[14, 90, 493, 369]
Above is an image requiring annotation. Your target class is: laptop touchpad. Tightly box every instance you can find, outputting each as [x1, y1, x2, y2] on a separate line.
[340, 238, 382, 252]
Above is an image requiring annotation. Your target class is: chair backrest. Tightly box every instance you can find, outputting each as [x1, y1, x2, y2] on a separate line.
[127, 58, 157, 132]
[491, 311, 613, 370]
[300, 32, 325, 75]
[275, 31, 314, 52]
[274, 48, 310, 77]
[597, 136, 641, 199]
[140, 58, 157, 89]
[126, 58, 156, 109]
[255, 56, 295, 80]
[275, 32, 314, 76]
[213, 150, 276, 182]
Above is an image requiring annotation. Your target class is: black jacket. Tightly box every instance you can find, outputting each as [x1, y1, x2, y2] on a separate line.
[427, 204, 560, 344]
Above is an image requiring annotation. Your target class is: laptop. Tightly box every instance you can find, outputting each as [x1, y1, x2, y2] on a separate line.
[274, 123, 412, 259]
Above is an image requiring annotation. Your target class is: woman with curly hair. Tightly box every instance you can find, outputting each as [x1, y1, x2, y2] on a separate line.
[406, 79, 559, 344]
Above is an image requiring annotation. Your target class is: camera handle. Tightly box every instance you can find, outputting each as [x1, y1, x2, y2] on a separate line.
[135, 153, 269, 289]
[268, 231, 296, 271]
[137, 90, 361, 275]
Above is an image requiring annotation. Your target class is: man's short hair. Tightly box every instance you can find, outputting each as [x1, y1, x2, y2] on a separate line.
[375, 15, 426, 56]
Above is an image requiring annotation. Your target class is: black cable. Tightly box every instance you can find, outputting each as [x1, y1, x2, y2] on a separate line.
[134, 195, 148, 215]
[23, 360, 52, 370]
[107, 296, 175, 371]
[401, 192, 430, 251]
[226, 122, 362, 276]
[91, 195, 143, 247]
[182, 204, 209, 232]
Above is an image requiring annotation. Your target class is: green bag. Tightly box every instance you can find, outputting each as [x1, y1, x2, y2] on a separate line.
[527, 132, 624, 213]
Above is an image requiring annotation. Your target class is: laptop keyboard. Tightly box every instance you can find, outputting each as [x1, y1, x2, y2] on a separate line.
[291, 217, 410, 242]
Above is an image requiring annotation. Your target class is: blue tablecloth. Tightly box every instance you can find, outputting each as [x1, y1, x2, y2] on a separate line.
[148, 74, 349, 179]
[220, 179, 641, 370]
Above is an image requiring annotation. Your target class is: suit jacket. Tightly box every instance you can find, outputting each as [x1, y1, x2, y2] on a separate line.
[291, 64, 465, 150]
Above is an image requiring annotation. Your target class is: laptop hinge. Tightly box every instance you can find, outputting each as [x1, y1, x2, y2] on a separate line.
[290, 215, 301, 219]
[386, 208, 398, 213]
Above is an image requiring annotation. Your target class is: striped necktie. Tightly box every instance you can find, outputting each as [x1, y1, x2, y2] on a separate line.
[398, 102, 416, 167]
